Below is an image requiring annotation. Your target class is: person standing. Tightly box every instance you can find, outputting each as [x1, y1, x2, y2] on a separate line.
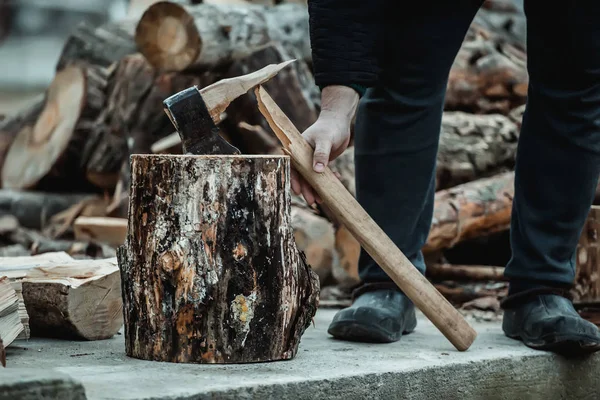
[291, 0, 600, 355]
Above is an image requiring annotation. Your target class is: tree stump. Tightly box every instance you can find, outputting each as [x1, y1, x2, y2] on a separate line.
[117, 154, 319, 363]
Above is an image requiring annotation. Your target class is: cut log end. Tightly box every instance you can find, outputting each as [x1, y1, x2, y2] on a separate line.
[135, 1, 201, 71]
[2, 66, 86, 189]
[119, 154, 319, 363]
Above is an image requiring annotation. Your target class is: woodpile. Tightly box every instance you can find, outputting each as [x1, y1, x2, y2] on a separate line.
[0, 0, 599, 362]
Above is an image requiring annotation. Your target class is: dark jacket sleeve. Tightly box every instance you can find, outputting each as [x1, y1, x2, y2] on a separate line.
[307, 0, 385, 94]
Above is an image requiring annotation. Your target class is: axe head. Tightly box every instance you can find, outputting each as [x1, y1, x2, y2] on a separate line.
[163, 86, 240, 155]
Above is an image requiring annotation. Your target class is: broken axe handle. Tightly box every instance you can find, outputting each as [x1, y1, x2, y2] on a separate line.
[255, 85, 478, 352]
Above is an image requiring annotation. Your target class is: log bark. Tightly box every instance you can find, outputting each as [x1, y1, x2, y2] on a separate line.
[0, 276, 24, 348]
[0, 256, 123, 340]
[118, 154, 319, 363]
[0, 189, 98, 230]
[436, 111, 519, 190]
[1, 63, 119, 192]
[424, 171, 514, 253]
[572, 206, 600, 304]
[426, 263, 507, 281]
[56, 20, 137, 71]
[446, 26, 528, 114]
[135, 1, 310, 72]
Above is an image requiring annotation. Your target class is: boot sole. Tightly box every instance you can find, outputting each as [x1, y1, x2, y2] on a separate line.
[505, 331, 600, 357]
[327, 315, 417, 344]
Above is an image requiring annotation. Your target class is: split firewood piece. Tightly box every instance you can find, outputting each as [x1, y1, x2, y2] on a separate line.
[572, 206, 600, 304]
[221, 44, 318, 153]
[424, 171, 514, 253]
[56, 20, 137, 70]
[74, 217, 127, 247]
[426, 263, 507, 282]
[436, 111, 519, 190]
[43, 195, 111, 239]
[0, 256, 123, 340]
[291, 205, 336, 285]
[0, 189, 99, 230]
[135, 1, 310, 72]
[118, 154, 319, 363]
[0, 276, 24, 349]
[1, 63, 117, 191]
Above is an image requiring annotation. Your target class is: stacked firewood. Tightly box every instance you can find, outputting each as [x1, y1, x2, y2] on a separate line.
[0, 0, 598, 340]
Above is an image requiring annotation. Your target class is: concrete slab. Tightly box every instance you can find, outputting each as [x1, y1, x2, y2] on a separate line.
[0, 368, 87, 400]
[5, 309, 600, 400]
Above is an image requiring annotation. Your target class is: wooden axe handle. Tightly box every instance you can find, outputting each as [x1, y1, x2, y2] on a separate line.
[255, 85, 477, 352]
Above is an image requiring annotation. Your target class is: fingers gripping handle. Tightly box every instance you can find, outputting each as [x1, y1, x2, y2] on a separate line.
[254, 85, 478, 352]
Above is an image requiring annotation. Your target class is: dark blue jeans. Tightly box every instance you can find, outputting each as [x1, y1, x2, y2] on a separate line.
[353, 1, 600, 291]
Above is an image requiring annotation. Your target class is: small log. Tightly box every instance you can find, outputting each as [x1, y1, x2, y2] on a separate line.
[74, 217, 127, 247]
[426, 263, 507, 282]
[572, 206, 600, 304]
[436, 112, 519, 190]
[0, 256, 123, 340]
[118, 154, 319, 363]
[135, 1, 310, 72]
[0, 276, 24, 348]
[291, 205, 336, 285]
[1, 63, 117, 192]
[0, 98, 44, 187]
[0, 189, 98, 230]
[56, 20, 137, 70]
[424, 171, 514, 253]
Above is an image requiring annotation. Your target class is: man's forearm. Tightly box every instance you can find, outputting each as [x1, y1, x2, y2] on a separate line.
[320, 85, 359, 119]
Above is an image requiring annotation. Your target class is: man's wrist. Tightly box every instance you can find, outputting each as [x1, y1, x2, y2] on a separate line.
[320, 85, 360, 119]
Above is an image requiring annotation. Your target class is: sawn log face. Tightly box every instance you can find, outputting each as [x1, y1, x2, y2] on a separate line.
[118, 154, 319, 363]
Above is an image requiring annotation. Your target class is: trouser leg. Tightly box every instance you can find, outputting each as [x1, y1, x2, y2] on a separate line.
[354, 1, 484, 284]
[504, 1, 600, 290]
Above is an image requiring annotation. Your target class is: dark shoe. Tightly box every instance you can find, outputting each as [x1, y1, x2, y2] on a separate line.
[501, 288, 600, 356]
[327, 283, 417, 343]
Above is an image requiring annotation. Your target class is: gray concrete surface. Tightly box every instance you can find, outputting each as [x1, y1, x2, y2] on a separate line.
[5, 309, 600, 400]
[0, 368, 87, 400]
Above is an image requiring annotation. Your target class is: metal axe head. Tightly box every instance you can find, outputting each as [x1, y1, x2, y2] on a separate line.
[163, 86, 241, 155]
[162, 60, 296, 156]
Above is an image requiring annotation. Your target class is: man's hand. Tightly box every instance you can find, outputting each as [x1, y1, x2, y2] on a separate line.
[291, 85, 359, 206]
